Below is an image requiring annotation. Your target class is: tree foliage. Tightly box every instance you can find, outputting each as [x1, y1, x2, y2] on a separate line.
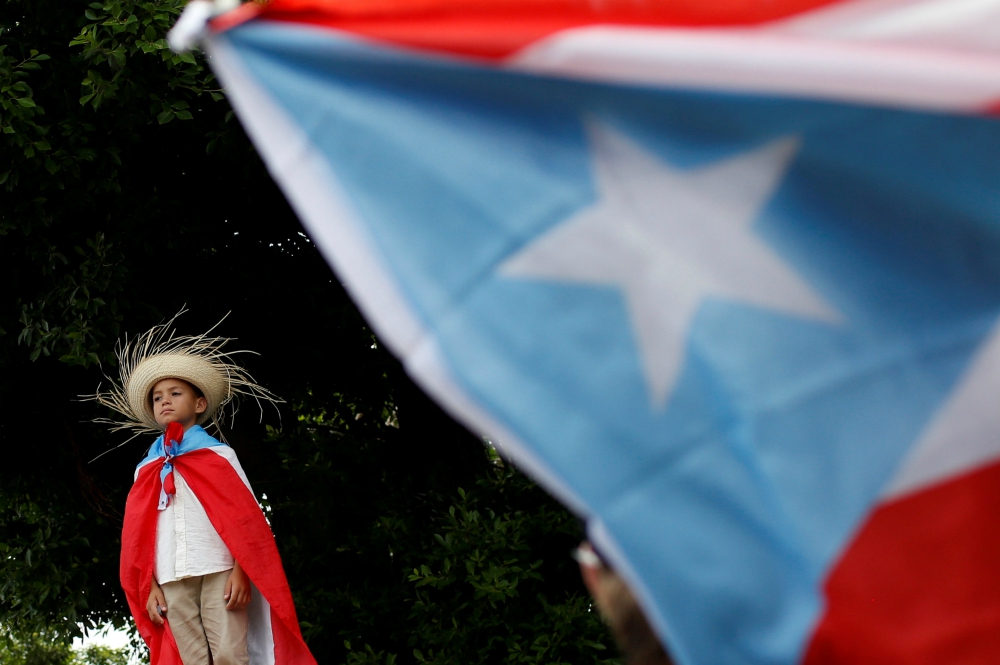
[0, 629, 74, 665]
[1, 1, 617, 663]
[73, 645, 130, 665]
[0, 630, 129, 665]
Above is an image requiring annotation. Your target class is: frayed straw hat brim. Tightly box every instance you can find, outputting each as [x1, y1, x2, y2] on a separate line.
[83, 309, 282, 440]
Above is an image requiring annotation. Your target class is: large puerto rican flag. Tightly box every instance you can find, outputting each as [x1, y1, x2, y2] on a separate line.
[177, 1, 1000, 663]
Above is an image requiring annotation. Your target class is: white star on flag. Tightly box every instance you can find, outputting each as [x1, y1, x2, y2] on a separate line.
[501, 120, 842, 408]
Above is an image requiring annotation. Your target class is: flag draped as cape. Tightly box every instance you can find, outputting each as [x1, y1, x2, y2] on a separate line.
[120, 426, 316, 665]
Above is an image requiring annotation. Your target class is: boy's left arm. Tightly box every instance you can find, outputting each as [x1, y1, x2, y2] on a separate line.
[225, 560, 251, 611]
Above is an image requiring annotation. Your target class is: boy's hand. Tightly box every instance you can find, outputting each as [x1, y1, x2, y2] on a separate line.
[146, 578, 167, 626]
[225, 561, 251, 611]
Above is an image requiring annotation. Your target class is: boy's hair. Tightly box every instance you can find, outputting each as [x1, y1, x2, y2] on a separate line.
[147, 377, 205, 409]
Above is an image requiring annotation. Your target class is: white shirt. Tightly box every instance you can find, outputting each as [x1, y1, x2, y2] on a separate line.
[154, 470, 234, 584]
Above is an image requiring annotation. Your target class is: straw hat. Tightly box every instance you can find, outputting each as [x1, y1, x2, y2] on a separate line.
[126, 353, 230, 430]
[85, 309, 281, 437]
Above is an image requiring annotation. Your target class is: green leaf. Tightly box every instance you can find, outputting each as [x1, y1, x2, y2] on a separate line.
[157, 110, 174, 125]
[17, 97, 36, 108]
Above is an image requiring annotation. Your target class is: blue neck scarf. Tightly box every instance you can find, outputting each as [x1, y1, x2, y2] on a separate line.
[138, 425, 226, 510]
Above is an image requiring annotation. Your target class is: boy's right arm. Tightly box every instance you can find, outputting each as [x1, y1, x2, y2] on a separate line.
[146, 576, 167, 626]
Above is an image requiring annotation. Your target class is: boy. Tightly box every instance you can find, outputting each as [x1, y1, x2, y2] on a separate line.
[88, 314, 316, 665]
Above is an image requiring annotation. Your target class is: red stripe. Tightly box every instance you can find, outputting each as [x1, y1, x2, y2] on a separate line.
[804, 461, 1000, 664]
[236, 0, 844, 59]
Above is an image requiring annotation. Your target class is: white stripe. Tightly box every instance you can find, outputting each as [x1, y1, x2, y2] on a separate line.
[246, 583, 276, 665]
[821, 0, 1000, 40]
[207, 445, 254, 494]
[773, 0, 1000, 42]
[883, 319, 1000, 499]
[134, 455, 160, 482]
[507, 26, 1000, 113]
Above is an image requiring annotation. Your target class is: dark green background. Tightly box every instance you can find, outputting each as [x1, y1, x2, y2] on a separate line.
[0, 1, 617, 662]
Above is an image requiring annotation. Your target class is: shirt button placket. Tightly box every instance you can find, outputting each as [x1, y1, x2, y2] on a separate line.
[175, 475, 187, 577]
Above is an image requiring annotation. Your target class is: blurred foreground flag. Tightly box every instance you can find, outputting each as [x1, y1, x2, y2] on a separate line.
[185, 1, 1000, 663]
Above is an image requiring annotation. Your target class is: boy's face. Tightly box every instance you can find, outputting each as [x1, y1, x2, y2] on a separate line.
[151, 378, 207, 430]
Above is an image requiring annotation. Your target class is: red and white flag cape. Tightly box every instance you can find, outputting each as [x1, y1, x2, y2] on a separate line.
[120, 429, 316, 665]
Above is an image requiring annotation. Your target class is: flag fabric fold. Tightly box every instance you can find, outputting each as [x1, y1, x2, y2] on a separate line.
[193, 1, 1000, 663]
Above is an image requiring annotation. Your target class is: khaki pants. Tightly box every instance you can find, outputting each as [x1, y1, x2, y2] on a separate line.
[161, 570, 249, 665]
